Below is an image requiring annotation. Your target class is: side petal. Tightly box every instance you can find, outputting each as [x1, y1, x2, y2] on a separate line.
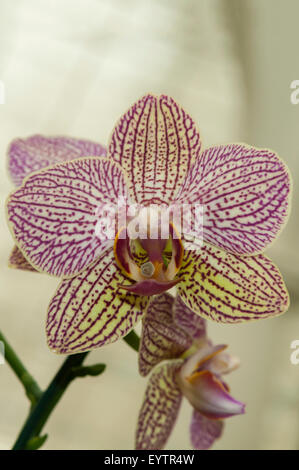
[8, 135, 106, 187]
[135, 361, 183, 450]
[177, 242, 290, 323]
[175, 144, 291, 255]
[46, 249, 148, 354]
[190, 410, 224, 450]
[181, 370, 245, 420]
[173, 294, 206, 340]
[8, 245, 37, 272]
[6, 157, 128, 277]
[138, 293, 191, 377]
[108, 94, 201, 205]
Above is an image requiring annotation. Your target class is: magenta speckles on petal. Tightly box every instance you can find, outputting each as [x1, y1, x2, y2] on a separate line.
[46, 249, 148, 354]
[178, 242, 290, 323]
[7, 157, 129, 277]
[108, 94, 202, 205]
[190, 410, 224, 450]
[135, 361, 183, 450]
[8, 135, 106, 187]
[173, 294, 206, 340]
[138, 293, 191, 377]
[175, 143, 291, 255]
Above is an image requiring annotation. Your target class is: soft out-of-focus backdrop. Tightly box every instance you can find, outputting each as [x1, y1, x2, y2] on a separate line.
[0, 0, 299, 450]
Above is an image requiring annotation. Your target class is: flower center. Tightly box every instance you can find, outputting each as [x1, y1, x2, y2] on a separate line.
[113, 207, 184, 295]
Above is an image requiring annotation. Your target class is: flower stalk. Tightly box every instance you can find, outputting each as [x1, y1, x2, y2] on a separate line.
[0, 331, 42, 406]
[13, 351, 90, 449]
[1, 330, 139, 450]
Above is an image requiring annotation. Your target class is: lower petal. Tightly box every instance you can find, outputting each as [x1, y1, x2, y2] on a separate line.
[46, 249, 148, 354]
[135, 361, 183, 450]
[173, 295, 206, 340]
[138, 293, 192, 377]
[190, 410, 224, 450]
[178, 242, 289, 323]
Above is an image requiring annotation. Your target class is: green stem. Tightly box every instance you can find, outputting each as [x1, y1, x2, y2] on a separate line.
[12, 352, 89, 450]
[7, 329, 139, 450]
[0, 331, 42, 406]
[123, 330, 140, 352]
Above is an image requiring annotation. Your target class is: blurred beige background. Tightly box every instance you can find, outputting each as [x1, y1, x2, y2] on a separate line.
[0, 0, 299, 450]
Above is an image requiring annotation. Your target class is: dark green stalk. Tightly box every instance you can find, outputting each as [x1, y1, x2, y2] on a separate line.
[0, 331, 42, 406]
[8, 329, 139, 450]
[12, 352, 89, 450]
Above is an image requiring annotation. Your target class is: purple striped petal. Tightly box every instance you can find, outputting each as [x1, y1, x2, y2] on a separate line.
[139, 293, 192, 377]
[8, 245, 37, 272]
[173, 295, 206, 340]
[7, 157, 128, 277]
[135, 361, 183, 450]
[175, 144, 291, 255]
[177, 243, 289, 323]
[46, 249, 148, 354]
[108, 94, 201, 205]
[190, 410, 224, 450]
[180, 370, 245, 419]
[8, 135, 106, 187]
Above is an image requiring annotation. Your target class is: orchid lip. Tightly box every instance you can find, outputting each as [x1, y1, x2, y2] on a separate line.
[118, 277, 182, 296]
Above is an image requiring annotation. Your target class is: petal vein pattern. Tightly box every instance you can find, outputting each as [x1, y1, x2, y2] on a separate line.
[178, 243, 289, 323]
[7, 157, 128, 277]
[138, 293, 191, 376]
[47, 249, 148, 354]
[8, 135, 106, 187]
[108, 94, 201, 205]
[175, 144, 291, 255]
[135, 361, 183, 450]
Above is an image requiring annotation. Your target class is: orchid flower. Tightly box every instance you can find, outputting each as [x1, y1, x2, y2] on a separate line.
[6, 94, 291, 354]
[136, 293, 244, 450]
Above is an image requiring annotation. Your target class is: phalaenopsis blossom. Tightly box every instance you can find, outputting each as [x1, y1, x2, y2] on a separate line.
[6, 94, 291, 354]
[136, 293, 244, 450]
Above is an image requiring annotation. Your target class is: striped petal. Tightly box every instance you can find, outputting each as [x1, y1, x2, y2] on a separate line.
[6, 157, 129, 277]
[8, 135, 106, 187]
[47, 249, 148, 354]
[8, 245, 37, 272]
[190, 410, 224, 450]
[138, 293, 191, 377]
[108, 94, 201, 205]
[135, 361, 183, 450]
[177, 243, 289, 323]
[175, 144, 291, 255]
[173, 295, 206, 341]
